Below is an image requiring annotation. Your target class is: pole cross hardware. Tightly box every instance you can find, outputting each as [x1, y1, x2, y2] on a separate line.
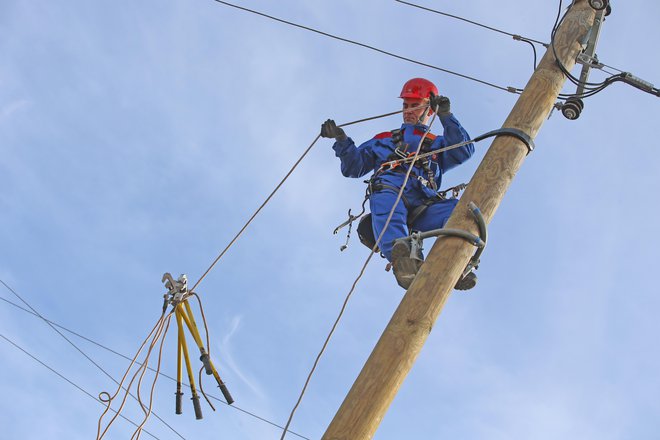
[161, 272, 234, 421]
[394, 201, 487, 288]
[562, 6, 608, 120]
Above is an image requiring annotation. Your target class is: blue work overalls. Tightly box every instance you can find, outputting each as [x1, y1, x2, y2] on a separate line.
[332, 114, 474, 260]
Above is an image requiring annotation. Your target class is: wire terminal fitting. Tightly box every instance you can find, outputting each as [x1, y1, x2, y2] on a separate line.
[162, 273, 189, 311]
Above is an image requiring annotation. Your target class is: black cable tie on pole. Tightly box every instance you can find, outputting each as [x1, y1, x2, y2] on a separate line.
[473, 127, 535, 154]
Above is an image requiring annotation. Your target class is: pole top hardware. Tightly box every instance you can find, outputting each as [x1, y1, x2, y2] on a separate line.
[162, 273, 189, 311]
[576, 52, 603, 70]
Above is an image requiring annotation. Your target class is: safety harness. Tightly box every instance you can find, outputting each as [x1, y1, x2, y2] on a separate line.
[354, 183, 467, 253]
[376, 128, 439, 191]
[333, 127, 465, 253]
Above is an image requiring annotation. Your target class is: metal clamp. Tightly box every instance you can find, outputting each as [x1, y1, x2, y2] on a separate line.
[395, 201, 488, 278]
[162, 273, 189, 311]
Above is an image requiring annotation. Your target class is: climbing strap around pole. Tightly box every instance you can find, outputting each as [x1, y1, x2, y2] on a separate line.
[473, 127, 535, 153]
[394, 201, 487, 281]
[380, 126, 536, 171]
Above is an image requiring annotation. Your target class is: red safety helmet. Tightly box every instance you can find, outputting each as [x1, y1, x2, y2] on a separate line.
[399, 78, 438, 100]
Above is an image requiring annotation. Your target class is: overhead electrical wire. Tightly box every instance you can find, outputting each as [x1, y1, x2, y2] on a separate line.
[0, 332, 162, 440]
[209, 0, 521, 94]
[393, 0, 545, 70]
[279, 107, 444, 439]
[551, 3, 624, 100]
[552, 1, 609, 90]
[398, 0, 658, 100]
[0, 279, 186, 439]
[96, 311, 174, 440]
[6, 2, 655, 437]
[0, 292, 311, 440]
[394, 0, 548, 46]
[191, 108, 404, 293]
[551, 1, 659, 100]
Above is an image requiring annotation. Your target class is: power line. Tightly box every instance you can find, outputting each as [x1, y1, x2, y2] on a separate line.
[551, 1, 659, 101]
[394, 0, 544, 70]
[0, 332, 162, 440]
[0, 292, 312, 440]
[209, 0, 521, 94]
[0, 279, 186, 439]
[394, 0, 548, 47]
[550, 2, 623, 100]
[191, 108, 406, 293]
[280, 110, 449, 438]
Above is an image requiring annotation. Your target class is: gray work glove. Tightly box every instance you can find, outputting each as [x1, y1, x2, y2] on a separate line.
[321, 119, 347, 141]
[429, 93, 451, 116]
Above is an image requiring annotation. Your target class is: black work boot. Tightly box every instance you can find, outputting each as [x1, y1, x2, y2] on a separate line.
[391, 239, 424, 289]
[454, 271, 477, 291]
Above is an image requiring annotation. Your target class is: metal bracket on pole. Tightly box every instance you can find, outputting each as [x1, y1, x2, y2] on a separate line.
[396, 201, 488, 280]
[560, 7, 607, 119]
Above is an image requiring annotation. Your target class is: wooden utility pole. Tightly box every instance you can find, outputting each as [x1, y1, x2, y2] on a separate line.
[322, 1, 597, 439]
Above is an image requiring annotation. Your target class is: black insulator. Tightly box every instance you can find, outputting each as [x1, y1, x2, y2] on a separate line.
[455, 271, 478, 291]
[588, 0, 609, 11]
[561, 98, 584, 120]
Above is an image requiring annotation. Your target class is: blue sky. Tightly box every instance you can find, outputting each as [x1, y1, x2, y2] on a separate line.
[1, 0, 659, 439]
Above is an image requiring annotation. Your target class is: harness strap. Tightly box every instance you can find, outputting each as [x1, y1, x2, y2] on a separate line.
[377, 128, 437, 189]
[406, 196, 440, 226]
[369, 182, 411, 210]
[370, 181, 446, 228]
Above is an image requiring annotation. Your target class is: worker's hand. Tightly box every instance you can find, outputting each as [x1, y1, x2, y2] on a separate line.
[429, 93, 451, 116]
[321, 119, 347, 141]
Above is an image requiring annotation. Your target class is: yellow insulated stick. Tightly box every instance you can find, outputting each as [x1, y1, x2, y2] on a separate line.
[176, 307, 203, 419]
[178, 301, 234, 404]
[176, 322, 183, 415]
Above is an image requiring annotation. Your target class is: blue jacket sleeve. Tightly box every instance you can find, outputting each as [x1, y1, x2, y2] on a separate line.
[435, 113, 474, 173]
[332, 137, 378, 178]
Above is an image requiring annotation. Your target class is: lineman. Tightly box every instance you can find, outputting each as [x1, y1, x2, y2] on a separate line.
[322, 78, 475, 289]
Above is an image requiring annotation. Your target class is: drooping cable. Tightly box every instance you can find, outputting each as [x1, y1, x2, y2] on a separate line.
[209, 0, 520, 94]
[130, 316, 173, 440]
[0, 291, 312, 439]
[0, 332, 162, 440]
[548, 1, 657, 101]
[394, 0, 548, 46]
[394, 0, 543, 69]
[96, 312, 175, 440]
[279, 107, 442, 439]
[191, 108, 405, 293]
[0, 279, 186, 440]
